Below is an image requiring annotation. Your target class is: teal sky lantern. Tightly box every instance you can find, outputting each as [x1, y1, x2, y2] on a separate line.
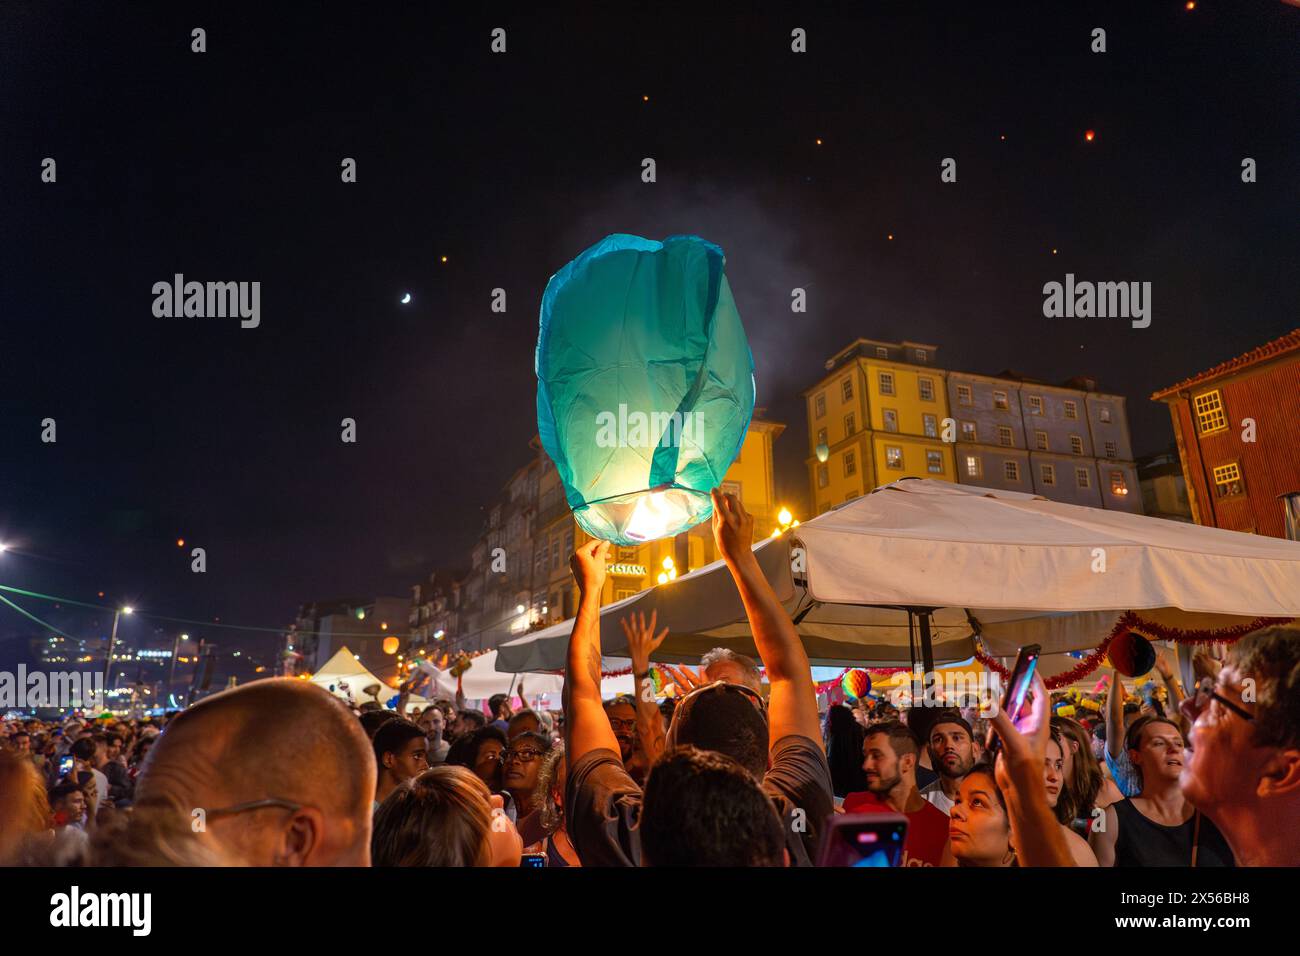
[536, 234, 756, 546]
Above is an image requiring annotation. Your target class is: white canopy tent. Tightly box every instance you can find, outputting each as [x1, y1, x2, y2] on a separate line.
[496, 479, 1300, 673]
[311, 645, 429, 712]
[418, 649, 634, 701]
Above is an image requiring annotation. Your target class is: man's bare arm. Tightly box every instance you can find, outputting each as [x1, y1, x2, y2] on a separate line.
[711, 488, 821, 749]
[564, 540, 619, 763]
[621, 611, 668, 766]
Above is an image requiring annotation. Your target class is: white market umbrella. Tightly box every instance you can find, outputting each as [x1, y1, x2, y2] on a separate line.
[496, 479, 1300, 671]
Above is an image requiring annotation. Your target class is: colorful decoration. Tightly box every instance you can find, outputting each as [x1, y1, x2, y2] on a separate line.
[449, 652, 473, 678]
[535, 234, 755, 545]
[1109, 630, 1156, 677]
[973, 610, 1292, 690]
[840, 669, 872, 700]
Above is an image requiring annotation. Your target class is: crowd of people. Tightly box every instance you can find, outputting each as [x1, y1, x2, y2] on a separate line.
[1, 489, 1297, 867]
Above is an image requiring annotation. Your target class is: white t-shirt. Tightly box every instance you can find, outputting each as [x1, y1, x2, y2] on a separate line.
[88, 767, 110, 807]
[921, 782, 955, 816]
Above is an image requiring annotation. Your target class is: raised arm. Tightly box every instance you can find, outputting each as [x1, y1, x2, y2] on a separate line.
[991, 672, 1076, 867]
[710, 488, 822, 749]
[1105, 668, 1124, 760]
[621, 610, 668, 767]
[564, 540, 619, 763]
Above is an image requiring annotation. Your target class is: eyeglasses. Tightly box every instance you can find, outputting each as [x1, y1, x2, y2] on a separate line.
[607, 718, 637, 732]
[501, 748, 545, 764]
[206, 798, 303, 820]
[1209, 689, 1254, 723]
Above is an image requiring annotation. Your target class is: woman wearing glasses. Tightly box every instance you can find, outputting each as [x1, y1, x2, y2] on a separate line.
[502, 731, 553, 817]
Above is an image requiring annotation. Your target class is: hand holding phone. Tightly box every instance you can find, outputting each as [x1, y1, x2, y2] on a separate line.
[815, 813, 909, 867]
[985, 644, 1041, 759]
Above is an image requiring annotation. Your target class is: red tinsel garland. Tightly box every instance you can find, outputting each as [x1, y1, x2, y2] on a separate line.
[973, 611, 1293, 690]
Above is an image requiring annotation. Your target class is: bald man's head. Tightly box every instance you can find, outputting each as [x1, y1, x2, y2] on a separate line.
[138, 679, 376, 866]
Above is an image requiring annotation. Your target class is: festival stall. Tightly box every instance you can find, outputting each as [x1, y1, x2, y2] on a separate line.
[311, 645, 430, 713]
[417, 649, 634, 703]
[496, 479, 1300, 688]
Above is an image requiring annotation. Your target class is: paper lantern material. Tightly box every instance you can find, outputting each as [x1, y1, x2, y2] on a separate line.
[1109, 631, 1157, 677]
[841, 669, 872, 701]
[536, 234, 756, 545]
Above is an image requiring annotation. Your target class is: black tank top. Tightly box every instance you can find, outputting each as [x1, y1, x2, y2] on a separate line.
[1113, 798, 1234, 867]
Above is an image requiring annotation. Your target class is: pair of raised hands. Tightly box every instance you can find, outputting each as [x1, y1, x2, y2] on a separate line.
[569, 487, 757, 596]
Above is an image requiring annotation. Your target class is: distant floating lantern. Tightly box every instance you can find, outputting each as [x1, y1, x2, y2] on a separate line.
[383, 636, 399, 655]
[816, 442, 829, 462]
[1084, 129, 1096, 142]
[536, 234, 756, 545]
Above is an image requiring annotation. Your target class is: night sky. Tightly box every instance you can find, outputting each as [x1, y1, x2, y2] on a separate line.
[1, 2, 1297, 664]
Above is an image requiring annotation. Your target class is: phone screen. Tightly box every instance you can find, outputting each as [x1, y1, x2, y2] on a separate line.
[58, 755, 74, 777]
[986, 643, 1041, 756]
[519, 854, 547, 868]
[816, 813, 908, 867]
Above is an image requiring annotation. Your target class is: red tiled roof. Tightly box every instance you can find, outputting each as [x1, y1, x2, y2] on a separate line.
[1151, 329, 1300, 401]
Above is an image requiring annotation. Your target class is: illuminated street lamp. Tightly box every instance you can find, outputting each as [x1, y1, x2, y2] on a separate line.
[102, 605, 135, 693]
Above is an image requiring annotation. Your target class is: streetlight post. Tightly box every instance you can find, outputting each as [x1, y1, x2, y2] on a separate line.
[167, 633, 188, 700]
[101, 606, 133, 699]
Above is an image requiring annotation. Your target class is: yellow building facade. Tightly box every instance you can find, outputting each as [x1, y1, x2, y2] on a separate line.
[805, 339, 955, 514]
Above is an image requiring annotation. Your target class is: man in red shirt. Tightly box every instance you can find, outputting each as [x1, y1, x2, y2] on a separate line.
[844, 720, 953, 867]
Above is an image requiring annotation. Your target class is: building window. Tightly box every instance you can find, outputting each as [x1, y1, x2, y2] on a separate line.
[915, 348, 928, 363]
[1070, 435, 1084, 455]
[993, 390, 1009, 410]
[965, 455, 982, 478]
[1041, 464, 1056, 487]
[961, 421, 977, 442]
[1004, 461, 1020, 482]
[846, 490, 860, 502]
[550, 537, 560, 569]
[841, 378, 854, 402]
[1212, 462, 1244, 498]
[1104, 440, 1117, 458]
[615, 589, 637, 602]
[1098, 405, 1112, 423]
[817, 427, 827, 447]
[844, 412, 857, 436]
[923, 413, 938, 438]
[1028, 395, 1044, 416]
[563, 529, 573, 555]
[1110, 470, 1129, 497]
[956, 384, 973, 406]
[883, 409, 898, 433]
[618, 546, 639, 563]
[1076, 467, 1091, 488]
[876, 346, 889, 359]
[919, 377, 935, 401]
[817, 464, 829, 489]
[886, 446, 904, 470]
[927, 450, 943, 473]
[1035, 430, 1048, 451]
[843, 451, 857, 477]
[1064, 400, 1078, 420]
[879, 372, 895, 396]
[997, 426, 1014, 447]
[1195, 390, 1227, 434]
[814, 393, 826, 418]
